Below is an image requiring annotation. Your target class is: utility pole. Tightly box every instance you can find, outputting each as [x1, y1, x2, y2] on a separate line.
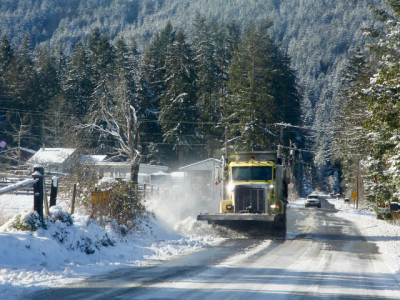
[289, 140, 293, 182]
[225, 126, 228, 160]
[298, 149, 303, 197]
[222, 126, 229, 200]
[357, 155, 360, 210]
[179, 130, 183, 167]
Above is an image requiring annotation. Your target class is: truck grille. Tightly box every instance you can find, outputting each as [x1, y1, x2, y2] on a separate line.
[234, 187, 265, 213]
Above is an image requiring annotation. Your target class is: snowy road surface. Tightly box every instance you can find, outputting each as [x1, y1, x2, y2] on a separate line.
[27, 199, 400, 299]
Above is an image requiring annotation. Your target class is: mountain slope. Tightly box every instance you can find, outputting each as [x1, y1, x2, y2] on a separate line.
[0, 0, 384, 162]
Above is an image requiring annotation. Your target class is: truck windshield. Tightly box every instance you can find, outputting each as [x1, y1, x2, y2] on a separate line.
[232, 167, 272, 181]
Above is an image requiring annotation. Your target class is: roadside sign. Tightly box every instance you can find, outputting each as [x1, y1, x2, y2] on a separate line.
[91, 191, 110, 205]
[351, 192, 357, 200]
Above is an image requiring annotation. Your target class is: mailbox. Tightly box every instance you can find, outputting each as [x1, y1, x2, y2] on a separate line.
[390, 202, 399, 212]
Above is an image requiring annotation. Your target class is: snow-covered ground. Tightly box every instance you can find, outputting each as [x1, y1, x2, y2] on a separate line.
[2, 193, 400, 299]
[290, 196, 400, 282]
[0, 193, 224, 300]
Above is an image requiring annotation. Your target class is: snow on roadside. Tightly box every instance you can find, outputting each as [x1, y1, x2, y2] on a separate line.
[0, 194, 32, 226]
[0, 197, 224, 300]
[327, 197, 400, 281]
[217, 240, 272, 267]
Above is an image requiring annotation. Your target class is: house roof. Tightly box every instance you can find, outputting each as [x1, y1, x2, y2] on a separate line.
[90, 155, 108, 162]
[27, 148, 76, 165]
[179, 158, 221, 171]
[94, 162, 168, 174]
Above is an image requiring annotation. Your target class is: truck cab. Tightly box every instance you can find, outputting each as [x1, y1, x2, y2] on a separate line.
[218, 152, 286, 218]
[198, 151, 289, 237]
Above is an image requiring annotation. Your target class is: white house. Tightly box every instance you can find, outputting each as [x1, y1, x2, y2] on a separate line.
[95, 162, 168, 183]
[27, 148, 76, 173]
[27, 148, 168, 182]
[179, 158, 221, 187]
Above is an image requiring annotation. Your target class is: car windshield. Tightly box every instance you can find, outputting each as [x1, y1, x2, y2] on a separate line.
[308, 195, 319, 199]
[232, 167, 272, 181]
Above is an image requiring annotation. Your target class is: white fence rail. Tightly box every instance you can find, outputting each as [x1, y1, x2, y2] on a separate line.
[0, 179, 36, 196]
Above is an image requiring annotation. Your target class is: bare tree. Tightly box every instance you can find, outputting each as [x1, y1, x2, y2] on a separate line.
[6, 112, 32, 167]
[81, 74, 142, 183]
[42, 97, 79, 148]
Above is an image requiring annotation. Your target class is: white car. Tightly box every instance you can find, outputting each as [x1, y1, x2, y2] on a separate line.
[305, 195, 321, 208]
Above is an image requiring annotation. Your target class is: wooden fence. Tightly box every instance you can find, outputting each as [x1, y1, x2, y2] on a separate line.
[0, 166, 58, 219]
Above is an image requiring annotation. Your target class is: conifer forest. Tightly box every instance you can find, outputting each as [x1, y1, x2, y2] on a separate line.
[3, 0, 400, 207]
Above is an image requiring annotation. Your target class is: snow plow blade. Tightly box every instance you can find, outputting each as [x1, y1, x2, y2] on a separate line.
[197, 213, 285, 237]
[197, 213, 275, 222]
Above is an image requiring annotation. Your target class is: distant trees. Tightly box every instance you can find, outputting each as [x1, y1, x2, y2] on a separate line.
[0, 19, 302, 172]
[159, 30, 199, 163]
[333, 2, 400, 208]
[223, 21, 301, 151]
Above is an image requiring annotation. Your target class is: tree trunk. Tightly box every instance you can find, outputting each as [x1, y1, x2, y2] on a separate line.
[130, 163, 139, 184]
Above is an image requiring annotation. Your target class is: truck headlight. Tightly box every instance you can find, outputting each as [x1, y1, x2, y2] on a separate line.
[224, 205, 234, 211]
[227, 182, 234, 193]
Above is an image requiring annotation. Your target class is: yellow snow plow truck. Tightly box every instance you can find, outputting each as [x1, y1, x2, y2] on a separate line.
[197, 151, 289, 237]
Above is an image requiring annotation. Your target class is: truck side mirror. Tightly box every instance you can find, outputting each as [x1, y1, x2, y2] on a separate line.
[214, 166, 221, 181]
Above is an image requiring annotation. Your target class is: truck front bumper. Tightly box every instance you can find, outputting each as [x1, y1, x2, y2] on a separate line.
[197, 213, 276, 222]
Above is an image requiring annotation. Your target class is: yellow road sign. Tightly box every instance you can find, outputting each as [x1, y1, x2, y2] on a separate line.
[351, 192, 357, 200]
[91, 191, 110, 205]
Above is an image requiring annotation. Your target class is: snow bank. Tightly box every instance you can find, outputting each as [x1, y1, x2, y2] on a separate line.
[324, 197, 400, 282]
[0, 194, 33, 226]
[0, 195, 223, 300]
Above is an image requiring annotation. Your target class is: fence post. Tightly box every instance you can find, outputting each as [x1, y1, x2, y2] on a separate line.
[151, 184, 153, 196]
[43, 178, 50, 216]
[135, 184, 138, 198]
[143, 183, 146, 200]
[50, 176, 58, 207]
[71, 183, 77, 215]
[32, 165, 44, 220]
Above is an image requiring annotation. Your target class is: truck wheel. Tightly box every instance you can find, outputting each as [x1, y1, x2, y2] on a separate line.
[271, 216, 286, 237]
[318, 203, 321, 208]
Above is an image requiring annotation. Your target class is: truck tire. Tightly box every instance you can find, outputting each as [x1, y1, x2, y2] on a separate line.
[318, 203, 321, 208]
[271, 216, 286, 237]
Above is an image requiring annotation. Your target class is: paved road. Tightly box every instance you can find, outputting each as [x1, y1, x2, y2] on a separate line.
[28, 199, 400, 299]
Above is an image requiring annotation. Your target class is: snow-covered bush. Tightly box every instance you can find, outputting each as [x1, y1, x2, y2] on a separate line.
[105, 180, 154, 234]
[68, 233, 116, 255]
[373, 206, 393, 221]
[49, 206, 73, 226]
[5, 211, 48, 231]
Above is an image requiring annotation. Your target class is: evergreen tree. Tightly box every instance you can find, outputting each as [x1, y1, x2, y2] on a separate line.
[87, 28, 116, 82]
[0, 35, 14, 115]
[191, 15, 225, 157]
[14, 33, 40, 109]
[159, 30, 199, 162]
[35, 47, 60, 109]
[0, 35, 14, 72]
[141, 21, 176, 108]
[63, 41, 94, 119]
[192, 14, 221, 122]
[223, 21, 278, 150]
[332, 47, 371, 199]
[3, 33, 40, 148]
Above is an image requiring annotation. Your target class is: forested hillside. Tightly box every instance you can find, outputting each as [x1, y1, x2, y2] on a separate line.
[0, 18, 301, 171]
[0, 0, 386, 182]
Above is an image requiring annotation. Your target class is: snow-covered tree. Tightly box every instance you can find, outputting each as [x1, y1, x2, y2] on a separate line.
[159, 30, 200, 157]
[82, 73, 142, 183]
